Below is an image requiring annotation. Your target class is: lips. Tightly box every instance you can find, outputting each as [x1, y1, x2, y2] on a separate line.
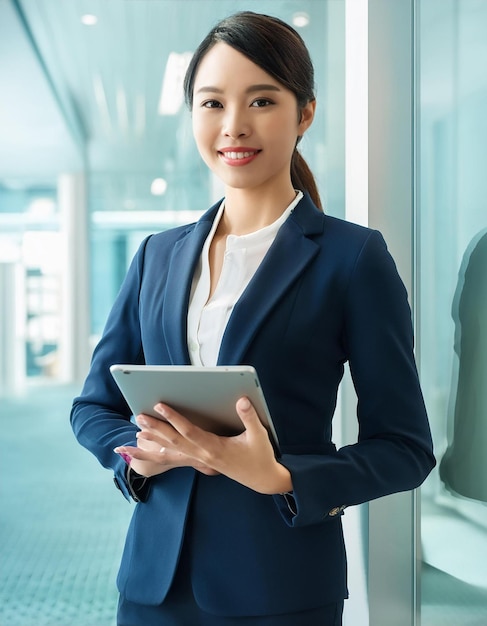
[218, 148, 261, 166]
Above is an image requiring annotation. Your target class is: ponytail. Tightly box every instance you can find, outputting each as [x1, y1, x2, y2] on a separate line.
[291, 149, 323, 211]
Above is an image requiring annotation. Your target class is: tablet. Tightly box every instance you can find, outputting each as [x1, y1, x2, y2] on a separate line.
[110, 364, 280, 452]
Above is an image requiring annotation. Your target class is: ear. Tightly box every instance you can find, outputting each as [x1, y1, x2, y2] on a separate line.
[298, 99, 316, 134]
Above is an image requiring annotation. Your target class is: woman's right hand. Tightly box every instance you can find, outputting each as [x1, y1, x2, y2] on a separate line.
[114, 420, 220, 478]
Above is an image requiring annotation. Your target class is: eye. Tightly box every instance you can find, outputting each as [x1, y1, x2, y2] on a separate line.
[250, 98, 274, 108]
[201, 99, 223, 109]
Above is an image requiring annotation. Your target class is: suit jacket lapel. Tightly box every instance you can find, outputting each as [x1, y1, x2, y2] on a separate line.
[218, 195, 324, 365]
[162, 206, 218, 364]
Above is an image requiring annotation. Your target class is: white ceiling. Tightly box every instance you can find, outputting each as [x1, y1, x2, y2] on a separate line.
[2, 0, 486, 198]
[0, 0, 322, 193]
[0, 0, 81, 183]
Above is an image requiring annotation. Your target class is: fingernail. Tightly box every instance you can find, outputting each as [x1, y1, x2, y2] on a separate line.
[114, 449, 132, 465]
[155, 403, 168, 418]
[239, 397, 251, 411]
[137, 416, 148, 426]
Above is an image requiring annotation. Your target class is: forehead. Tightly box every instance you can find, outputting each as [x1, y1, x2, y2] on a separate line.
[193, 42, 280, 90]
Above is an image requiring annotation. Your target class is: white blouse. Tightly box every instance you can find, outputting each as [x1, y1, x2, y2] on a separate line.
[187, 191, 303, 366]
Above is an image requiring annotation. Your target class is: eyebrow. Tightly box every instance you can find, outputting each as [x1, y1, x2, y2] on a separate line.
[196, 83, 282, 95]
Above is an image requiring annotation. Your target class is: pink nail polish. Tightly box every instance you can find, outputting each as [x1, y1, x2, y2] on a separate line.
[117, 451, 132, 465]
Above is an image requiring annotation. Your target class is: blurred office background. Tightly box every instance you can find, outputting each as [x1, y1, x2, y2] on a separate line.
[0, 0, 486, 625]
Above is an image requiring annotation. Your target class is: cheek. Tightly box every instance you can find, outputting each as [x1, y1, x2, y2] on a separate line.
[192, 115, 211, 149]
[269, 122, 299, 158]
[266, 113, 299, 146]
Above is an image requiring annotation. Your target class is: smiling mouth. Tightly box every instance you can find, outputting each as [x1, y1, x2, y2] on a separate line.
[219, 150, 260, 160]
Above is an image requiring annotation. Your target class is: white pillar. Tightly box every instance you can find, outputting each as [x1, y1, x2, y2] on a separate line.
[368, 1, 418, 625]
[345, 0, 369, 227]
[342, 2, 370, 624]
[58, 172, 91, 383]
[0, 260, 26, 394]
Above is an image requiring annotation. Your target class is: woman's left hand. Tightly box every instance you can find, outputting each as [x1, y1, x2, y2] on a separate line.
[125, 397, 292, 495]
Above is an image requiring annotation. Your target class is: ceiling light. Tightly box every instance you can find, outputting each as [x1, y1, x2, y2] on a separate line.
[292, 12, 310, 28]
[26, 198, 56, 219]
[151, 178, 168, 196]
[158, 52, 193, 115]
[81, 14, 98, 26]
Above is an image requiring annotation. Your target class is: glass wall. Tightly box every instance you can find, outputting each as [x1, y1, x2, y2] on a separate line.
[418, 0, 487, 623]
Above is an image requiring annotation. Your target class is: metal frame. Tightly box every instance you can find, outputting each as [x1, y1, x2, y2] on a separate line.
[367, 1, 418, 624]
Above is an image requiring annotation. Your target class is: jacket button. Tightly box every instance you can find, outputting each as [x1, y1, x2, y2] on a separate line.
[329, 507, 341, 516]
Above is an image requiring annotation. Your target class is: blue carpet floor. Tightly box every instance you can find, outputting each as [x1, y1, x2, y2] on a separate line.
[1, 383, 132, 626]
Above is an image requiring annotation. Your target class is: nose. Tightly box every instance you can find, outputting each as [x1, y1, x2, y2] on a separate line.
[222, 106, 250, 139]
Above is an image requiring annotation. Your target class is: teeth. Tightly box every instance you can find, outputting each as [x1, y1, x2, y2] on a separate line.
[223, 151, 257, 159]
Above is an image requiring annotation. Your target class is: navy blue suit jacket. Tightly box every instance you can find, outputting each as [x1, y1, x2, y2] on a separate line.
[71, 194, 435, 616]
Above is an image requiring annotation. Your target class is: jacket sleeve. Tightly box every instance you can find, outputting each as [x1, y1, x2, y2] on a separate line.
[70, 237, 151, 501]
[274, 230, 435, 527]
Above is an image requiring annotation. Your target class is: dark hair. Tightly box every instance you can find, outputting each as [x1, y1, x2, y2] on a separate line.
[183, 11, 323, 211]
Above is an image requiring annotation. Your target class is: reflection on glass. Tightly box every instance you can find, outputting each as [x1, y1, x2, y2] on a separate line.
[440, 229, 487, 504]
[418, 0, 487, 622]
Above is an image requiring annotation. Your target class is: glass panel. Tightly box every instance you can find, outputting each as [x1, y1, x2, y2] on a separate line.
[418, 1, 487, 623]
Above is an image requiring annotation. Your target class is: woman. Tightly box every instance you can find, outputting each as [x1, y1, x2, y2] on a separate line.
[71, 12, 435, 625]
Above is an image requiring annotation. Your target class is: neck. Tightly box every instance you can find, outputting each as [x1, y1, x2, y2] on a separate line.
[221, 185, 297, 236]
